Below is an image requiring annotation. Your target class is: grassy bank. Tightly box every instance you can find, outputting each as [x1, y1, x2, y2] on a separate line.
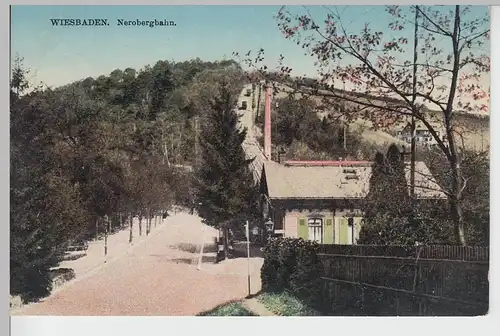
[197, 302, 257, 316]
[256, 292, 322, 316]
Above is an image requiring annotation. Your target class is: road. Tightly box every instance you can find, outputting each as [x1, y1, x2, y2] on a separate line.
[11, 212, 263, 316]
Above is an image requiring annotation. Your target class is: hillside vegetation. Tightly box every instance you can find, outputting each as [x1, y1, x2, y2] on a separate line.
[253, 80, 489, 152]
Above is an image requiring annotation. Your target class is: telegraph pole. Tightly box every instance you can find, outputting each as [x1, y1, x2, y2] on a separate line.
[343, 80, 347, 151]
[246, 220, 251, 297]
[410, 5, 420, 200]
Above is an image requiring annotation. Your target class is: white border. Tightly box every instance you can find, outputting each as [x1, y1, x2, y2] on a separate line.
[5, 2, 498, 336]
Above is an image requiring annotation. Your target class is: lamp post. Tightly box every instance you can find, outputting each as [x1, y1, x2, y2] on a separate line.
[265, 218, 274, 243]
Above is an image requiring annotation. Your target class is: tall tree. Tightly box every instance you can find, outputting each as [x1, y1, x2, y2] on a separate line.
[194, 78, 258, 257]
[385, 143, 410, 215]
[359, 144, 414, 245]
[364, 151, 387, 219]
[10, 61, 88, 301]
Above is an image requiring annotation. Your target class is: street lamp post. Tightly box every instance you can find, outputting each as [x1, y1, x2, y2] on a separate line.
[265, 218, 274, 243]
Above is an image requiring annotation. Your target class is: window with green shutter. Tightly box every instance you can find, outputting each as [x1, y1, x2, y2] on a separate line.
[297, 218, 308, 239]
[323, 218, 334, 244]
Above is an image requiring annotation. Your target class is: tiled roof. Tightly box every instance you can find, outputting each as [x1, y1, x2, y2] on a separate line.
[262, 160, 446, 200]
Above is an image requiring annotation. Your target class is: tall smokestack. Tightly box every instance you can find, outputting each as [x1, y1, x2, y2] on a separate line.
[264, 86, 272, 160]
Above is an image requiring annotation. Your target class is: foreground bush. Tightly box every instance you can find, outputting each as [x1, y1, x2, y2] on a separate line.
[261, 237, 323, 304]
[289, 239, 323, 303]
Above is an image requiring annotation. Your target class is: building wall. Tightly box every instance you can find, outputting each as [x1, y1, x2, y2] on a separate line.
[283, 208, 363, 245]
[284, 211, 300, 238]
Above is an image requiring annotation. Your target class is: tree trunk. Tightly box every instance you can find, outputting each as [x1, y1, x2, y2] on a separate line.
[256, 84, 262, 123]
[129, 213, 133, 243]
[449, 193, 466, 245]
[139, 215, 143, 236]
[95, 218, 99, 241]
[119, 212, 123, 229]
[177, 126, 183, 163]
[194, 117, 199, 163]
[252, 85, 256, 110]
[162, 132, 171, 166]
[170, 134, 174, 160]
[104, 216, 109, 256]
[154, 214, 158, 228]
[146, 209, 150, 235]
[445, 6, 466, 246]
[223, 226, 229, 259]
[448, 148, 467, 245]
[445, 115, 467, 245]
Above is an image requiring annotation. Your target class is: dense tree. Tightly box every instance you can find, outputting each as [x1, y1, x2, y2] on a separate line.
[418, 147, 490, 245]
[359, 142, 489, 246]
[359, 144, 414, 245]
[385, 144, 410, 214]
[363, 152, 388, 220]
[194, 77, 258, 257]
[10, 60, 89, 301]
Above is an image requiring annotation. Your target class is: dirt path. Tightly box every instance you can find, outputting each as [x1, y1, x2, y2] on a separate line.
[242, 298, 276, 316]
[11, 212, 263, 316]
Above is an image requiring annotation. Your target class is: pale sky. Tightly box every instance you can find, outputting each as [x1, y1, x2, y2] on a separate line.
[11, 5, 490, 113]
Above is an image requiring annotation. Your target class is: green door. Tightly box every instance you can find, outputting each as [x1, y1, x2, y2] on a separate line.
[338, 217, 349, 244]
[297, 218, 308, 240]
[323, 217, 334, 244]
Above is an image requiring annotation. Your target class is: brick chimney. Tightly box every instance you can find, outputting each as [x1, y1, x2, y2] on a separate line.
[264, 86, 272, 160]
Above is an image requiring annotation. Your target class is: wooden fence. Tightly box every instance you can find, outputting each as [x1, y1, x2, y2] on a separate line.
[316, 245, 489, 316]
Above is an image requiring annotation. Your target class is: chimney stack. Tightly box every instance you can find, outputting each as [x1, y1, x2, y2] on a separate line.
[264, 86, 272, 160]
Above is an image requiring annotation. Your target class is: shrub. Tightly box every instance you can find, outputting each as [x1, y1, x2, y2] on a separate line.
[261, 237, 323, 305]
[289, 240, 323, 304]
[276, 239, 298, 291]
[260, 238, 281, 292]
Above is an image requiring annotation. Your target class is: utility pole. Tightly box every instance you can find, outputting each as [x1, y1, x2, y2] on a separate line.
[246, 220, 251, 297]
[410, 5, 419, 200]
[343, 81, 347, 151]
